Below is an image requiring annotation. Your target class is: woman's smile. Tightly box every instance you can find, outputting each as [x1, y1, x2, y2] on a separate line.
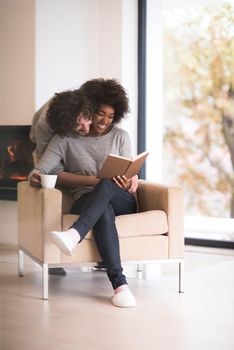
[90, 104, 115, 136]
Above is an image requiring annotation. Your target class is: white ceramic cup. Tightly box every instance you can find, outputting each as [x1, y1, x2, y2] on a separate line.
[40, 174, 58, 189]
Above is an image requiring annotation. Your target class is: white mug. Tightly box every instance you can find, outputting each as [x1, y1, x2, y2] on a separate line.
[40, 174, 58, 189]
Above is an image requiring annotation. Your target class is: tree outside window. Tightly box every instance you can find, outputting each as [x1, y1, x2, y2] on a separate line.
[163, 3, 234, 220]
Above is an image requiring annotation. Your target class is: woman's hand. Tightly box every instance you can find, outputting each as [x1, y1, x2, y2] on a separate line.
[127, 174, 139, 193]
[112, 174, 138, 193]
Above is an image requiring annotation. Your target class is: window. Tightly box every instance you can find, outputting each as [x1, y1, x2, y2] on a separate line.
[145, 0, 234, 246]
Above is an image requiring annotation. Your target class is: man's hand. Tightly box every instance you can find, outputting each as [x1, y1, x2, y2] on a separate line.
[29, 170, 42, 187]
[112, 174, 138, 193]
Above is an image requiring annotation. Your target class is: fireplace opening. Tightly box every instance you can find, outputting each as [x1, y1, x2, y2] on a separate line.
[0, 125, 35, 200]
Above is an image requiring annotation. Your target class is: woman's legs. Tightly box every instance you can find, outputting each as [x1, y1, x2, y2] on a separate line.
[70, 179, 137, 239]
[92, 203, 126, 289]
[70, 179, 137, 289]
[49, 179, 137, 306]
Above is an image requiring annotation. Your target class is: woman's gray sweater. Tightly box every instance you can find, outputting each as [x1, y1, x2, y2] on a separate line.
[35, 126, 132, 201]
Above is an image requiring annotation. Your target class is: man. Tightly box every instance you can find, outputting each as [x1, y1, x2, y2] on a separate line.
[30, 90, 93, 165]
[29, 90, 93, 275]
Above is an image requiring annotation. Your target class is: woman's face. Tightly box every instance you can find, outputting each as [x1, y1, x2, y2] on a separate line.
[91, 104, 115, 136]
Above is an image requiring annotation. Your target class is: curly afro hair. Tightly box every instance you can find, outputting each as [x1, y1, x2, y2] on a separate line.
[46, 90, 93, 136]
[79, 78, 130, 124]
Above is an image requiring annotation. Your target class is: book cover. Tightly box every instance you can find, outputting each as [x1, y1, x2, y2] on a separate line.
[98, 151, 149, 179]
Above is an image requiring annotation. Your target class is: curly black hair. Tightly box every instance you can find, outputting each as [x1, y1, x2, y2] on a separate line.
[46, 90, 93, 136]
[79, 78, 130, 124]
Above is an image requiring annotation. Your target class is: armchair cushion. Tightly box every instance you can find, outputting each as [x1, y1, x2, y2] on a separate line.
[62, 210, 168, 239]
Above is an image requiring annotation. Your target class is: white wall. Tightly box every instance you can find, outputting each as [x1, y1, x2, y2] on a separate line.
[35, 0, 138, 154]
[0, 0, 138, 248]
[35, 0, 100, 108]
[121, 0, 138, 155]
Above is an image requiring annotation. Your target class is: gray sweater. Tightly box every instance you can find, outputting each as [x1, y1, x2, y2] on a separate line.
[36, 126, 132, 201]
[29, 99, 54, 165]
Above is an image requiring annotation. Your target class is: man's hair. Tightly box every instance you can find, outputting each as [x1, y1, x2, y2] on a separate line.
[46, 90, 93, 136]
[79, 78, 130, 124]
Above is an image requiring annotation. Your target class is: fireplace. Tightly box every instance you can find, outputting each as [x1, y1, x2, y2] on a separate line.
[0, 125, 35, 200]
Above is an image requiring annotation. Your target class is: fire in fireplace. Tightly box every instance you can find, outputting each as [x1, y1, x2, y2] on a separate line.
[0, 125, 35, 200]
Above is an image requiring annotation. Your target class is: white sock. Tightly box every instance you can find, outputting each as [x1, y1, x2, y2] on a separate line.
[114, 284, 129, 294]
[49, 228, 80, 256]
[67, 228, 81, 245]
[111, 286, 137, 308]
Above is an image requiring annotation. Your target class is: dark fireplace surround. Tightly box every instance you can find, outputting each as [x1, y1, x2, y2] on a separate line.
[0, 125, 35, 200]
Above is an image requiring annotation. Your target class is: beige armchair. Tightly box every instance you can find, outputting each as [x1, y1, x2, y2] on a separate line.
[17, 180, 184, 299]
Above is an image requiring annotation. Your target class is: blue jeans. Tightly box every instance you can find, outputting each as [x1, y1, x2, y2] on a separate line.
[70, 179, 137, 289]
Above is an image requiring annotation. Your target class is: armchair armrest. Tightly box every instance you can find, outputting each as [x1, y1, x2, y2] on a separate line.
[17, 181, 63, 263]
[137, 180, 184, 258]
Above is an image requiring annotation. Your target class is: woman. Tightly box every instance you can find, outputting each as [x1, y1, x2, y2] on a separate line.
[32, 79, 138, 308]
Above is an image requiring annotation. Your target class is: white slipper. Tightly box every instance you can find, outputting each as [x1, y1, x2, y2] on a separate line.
[111, 290, 137, 308]
[49, 231, 75, 256]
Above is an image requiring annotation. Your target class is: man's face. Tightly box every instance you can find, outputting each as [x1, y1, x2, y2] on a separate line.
[74, 113, 92, 135]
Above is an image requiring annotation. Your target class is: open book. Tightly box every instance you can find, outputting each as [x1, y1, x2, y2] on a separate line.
[98, 151, 149, 179]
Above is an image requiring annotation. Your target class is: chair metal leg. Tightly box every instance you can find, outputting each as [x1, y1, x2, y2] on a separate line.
[137, 264, 143, 279]
[179, 260, 185, 293]
[18, 249, 24, 277]
[42, 263, 48, 300]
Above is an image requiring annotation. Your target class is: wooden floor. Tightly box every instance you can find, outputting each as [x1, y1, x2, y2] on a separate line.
[0, 247, 234, 350]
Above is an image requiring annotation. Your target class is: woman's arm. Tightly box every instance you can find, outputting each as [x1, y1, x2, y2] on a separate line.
[57, 171, 101, 187]
[30, 168, 101, 188]
[113, 129, 139, 193]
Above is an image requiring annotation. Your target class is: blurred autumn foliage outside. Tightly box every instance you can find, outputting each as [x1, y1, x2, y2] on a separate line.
[163, 3, 234, 218]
